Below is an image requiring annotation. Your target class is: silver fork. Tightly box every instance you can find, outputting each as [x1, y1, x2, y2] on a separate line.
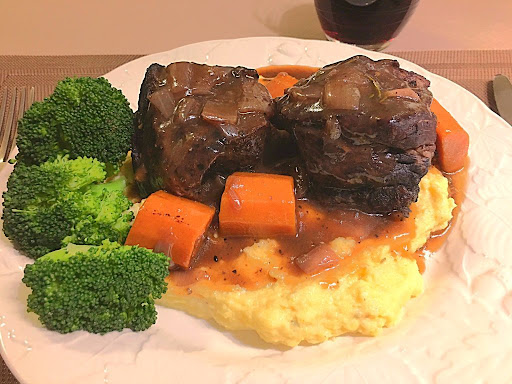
[0, 87, 35, 162]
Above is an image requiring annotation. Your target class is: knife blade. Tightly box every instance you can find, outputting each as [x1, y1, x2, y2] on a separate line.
[493, 74, 512, 125]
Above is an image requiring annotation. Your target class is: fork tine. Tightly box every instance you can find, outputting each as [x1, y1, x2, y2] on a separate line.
[4, 87, 26, 162]
[0, 88, 7, 128]
[0, 88, 16, 162]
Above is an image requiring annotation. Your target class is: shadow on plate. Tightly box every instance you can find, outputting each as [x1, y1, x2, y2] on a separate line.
[204, 317, 370, 350]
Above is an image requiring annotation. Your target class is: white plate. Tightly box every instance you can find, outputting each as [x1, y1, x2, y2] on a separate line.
[1, 37, 512, 384]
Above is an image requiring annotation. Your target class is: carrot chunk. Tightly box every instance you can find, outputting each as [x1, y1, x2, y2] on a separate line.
[264, 72, 299, 98]
[431, 99, 469, 173]
[219, 172, 296, 237]
[125, 190, 215, 268]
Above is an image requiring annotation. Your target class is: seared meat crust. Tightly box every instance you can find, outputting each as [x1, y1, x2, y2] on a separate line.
[276, 56, 437, 215]
[133, 62, 274, 204]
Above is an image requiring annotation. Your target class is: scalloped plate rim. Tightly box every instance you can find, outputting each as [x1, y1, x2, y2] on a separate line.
[1, 37, 511, 384]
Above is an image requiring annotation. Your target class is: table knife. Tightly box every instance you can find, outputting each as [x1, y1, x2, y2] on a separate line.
[493, 74, 512, 125]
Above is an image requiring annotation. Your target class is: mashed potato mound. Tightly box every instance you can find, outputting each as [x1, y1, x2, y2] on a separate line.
[158, 169, 455, 347]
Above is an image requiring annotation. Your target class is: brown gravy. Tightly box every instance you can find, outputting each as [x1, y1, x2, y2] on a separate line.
[416, 157, 469, 271]
[170, 201, 411, 290]
[167, 66, 469, 291]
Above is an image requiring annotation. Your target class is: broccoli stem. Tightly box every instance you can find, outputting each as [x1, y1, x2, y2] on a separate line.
[89, 175, 127, 195]
[41, 244, 92, 261]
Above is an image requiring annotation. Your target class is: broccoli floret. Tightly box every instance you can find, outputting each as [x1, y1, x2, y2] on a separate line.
[62, 177, 134, 246]
[2, 156, 134, 259]
[22, 241, 170, 334]
[16, 77, 133, 170]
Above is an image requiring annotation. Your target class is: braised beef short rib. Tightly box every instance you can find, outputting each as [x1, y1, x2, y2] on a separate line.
[276, 56, 437, 216]
[132, 62, 274, 204]
[134, 57, 436, 217]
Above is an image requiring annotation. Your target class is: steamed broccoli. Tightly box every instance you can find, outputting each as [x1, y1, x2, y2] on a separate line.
[2, 156, 134, 259]
[16, 77, 133, 170]
[22, 241, 170, 334]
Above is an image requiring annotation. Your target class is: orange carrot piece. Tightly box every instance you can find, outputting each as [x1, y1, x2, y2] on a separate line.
[125, 190, 215, 268]
[264, 72, 299, 98]
[431, 98, 469, 173]
[219, 172, 296, 237]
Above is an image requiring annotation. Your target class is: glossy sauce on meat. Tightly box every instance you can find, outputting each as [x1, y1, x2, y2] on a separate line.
[133, 62, 274, 205]
[164, 64, 468, 292]
[274, 57, 437, 216]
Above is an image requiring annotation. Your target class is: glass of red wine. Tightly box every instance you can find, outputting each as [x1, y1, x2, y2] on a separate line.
[314, 0, 419, 51]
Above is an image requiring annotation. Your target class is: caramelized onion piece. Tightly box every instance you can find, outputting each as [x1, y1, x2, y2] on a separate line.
[289, 84, 323, 100]
[294, 244, 340, 276]
[238, 81, 273, 114]
[167, 62, 193, 96]
[190, 66, 216, 95]
[148, 87, 175, 119]
[175, 97, 202, 123]
[323, 80, 361, 110]
[201, 100, 239, 125]
[382, 88, 420, 101]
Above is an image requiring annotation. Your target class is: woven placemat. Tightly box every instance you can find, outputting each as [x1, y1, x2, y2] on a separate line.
[1, 49, 512, 384]
[1, 51, 511, 111]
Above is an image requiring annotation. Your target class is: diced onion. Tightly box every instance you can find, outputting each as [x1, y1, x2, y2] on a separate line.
[323, 80, 361, 110]
[289, 84, 323, 100]
[294, 244, 340, 276]
[148, 87, 175, 119]
[201, 100, 239, 125]
[238, 82, 272, 114]
[175, 97, 202, 124]
[190, 66, 216, 95]
[167, 62, 193, 95]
